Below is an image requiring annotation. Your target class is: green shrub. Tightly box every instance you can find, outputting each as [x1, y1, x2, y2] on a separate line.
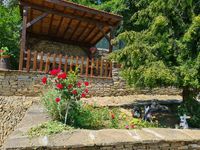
[178, 98, 200, 128]
[41, 68, 89, 124]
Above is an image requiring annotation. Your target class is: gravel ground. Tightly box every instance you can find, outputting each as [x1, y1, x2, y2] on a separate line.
[81, 94, 182, 107]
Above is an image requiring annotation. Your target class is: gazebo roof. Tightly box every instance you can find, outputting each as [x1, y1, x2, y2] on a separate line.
[19, 0, 123, 47]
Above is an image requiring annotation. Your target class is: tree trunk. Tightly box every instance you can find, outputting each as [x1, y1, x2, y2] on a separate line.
[182, 86, 190, 102]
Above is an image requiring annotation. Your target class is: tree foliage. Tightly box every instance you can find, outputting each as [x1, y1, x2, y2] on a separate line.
[111, 0, 199, 92]
[0, 1, 21, 68]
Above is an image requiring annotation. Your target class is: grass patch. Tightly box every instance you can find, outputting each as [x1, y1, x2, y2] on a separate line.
[27, 121, 74, 138]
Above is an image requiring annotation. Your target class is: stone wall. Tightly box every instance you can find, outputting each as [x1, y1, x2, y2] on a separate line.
[0, 68, 181, 97]
[0, 70, 44, 96]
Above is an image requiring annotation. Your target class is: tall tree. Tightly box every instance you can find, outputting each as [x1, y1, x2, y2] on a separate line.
[111, 0, 200, 127]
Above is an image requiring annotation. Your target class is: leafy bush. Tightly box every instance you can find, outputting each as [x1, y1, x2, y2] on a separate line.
[0, 5, 21, 69]
[41, 68, 89, 124]
[178, 98, 200, 128]
[0, 47, 12, 56]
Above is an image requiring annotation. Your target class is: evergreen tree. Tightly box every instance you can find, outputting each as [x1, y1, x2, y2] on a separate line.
[110, 0, 200, 127]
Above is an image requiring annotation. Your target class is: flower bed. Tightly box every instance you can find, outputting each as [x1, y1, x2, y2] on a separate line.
[35, 68, 160, 136]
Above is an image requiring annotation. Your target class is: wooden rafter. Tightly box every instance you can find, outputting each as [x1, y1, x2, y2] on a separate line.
[85, 28, 99, 43]
[54, 7, 65, 36]
[20, 1, 112, 27]
[63, 18, 74, 39]
[45, 0, 122, 20]
[76, 14, 95, 41]
[48, 4, 55, 35]
[26, 12, 49, 28]
[67, 12, 86, 40]
[79, 25, 96, 43]
[39, 0, 45, 34]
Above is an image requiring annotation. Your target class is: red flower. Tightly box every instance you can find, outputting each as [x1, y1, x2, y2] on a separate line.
[77, 82, 82, 88]
[81, 93, 86, 98]
[125, 125, 129, 129]
[57, 73, 67, 79]
[84, 88, 89, 93]
[0, 50, 4, 53]
[41, 76, 47, 84]
[56, 84, 63, 89]
[50, 68, 61, 76]
[131, 124, 135, 129]
[55, 97, 61, 103]
[68, 84, 73, 89]
[111, 114, 115, 119]
[72, 90, 77, 95]
[84, 81, 89, 86]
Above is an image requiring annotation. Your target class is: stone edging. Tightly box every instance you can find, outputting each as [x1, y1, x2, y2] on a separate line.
[3, 104, 200, 150]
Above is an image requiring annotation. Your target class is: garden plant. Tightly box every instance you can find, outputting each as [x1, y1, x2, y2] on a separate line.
[36, 68, 160, 137]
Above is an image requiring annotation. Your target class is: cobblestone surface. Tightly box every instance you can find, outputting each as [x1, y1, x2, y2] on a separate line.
[0, 96, 39, 147]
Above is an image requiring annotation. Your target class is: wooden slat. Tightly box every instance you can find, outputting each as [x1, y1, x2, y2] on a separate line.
[70, 56, 74, 71]
[64, 55, 68, 73]
[96, 59, 99, 76]
[76, 56, 79, 68]
[100, 58, 103, 77]
[80, 56, 84, 75]
[109, 61, 112, 77]
[45, 53, 50, 73]
[59, 54, 62, 69]
[90, 58, 94, 77]
[33, 51, 38, 71]
[52, 54, 57, 69]
[105, 60, 108, 77]
[26, 49, 31, 72]
[86, 57, 89, 76]
[39, 51, 44, 72]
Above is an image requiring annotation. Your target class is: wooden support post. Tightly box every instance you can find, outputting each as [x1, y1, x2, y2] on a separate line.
[19, 6, 28, 71]
[109, 29, 114, 53]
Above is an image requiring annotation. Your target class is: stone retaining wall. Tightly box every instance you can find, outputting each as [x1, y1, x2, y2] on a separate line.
[0, 67, 181, 97]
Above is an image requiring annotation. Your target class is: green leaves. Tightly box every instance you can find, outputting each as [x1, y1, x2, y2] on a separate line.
[111, 0, 199, 91]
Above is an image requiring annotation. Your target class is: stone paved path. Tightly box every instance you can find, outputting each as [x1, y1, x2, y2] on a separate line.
[82, 94, 182, 107]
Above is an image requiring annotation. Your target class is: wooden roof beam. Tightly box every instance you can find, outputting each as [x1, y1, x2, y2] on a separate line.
[46, 0, 122, 20]
[26, 12, 49, 28]
[20, 1, 112, 27]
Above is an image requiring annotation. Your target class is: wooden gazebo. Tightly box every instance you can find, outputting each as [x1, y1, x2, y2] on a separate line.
[19, 0, 122, 78]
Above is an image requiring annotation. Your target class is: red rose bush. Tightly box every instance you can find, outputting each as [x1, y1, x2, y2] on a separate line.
[41, 69, 89, 124]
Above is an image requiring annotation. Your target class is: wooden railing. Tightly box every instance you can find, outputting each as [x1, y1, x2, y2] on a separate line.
[23, 50, 112, 78]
